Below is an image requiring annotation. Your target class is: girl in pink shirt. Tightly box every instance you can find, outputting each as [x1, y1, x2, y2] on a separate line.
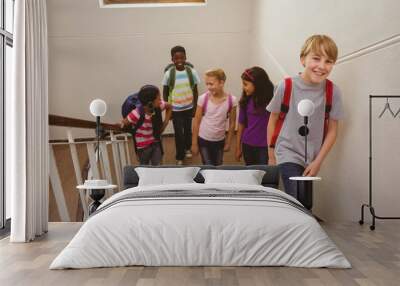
[191, 69, 237, 166]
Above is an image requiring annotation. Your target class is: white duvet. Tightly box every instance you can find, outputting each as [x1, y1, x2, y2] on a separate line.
[50, 183, 351, 269]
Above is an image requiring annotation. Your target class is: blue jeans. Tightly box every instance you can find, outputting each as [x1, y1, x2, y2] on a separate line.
[136, 142, 162, 166]
[242, 143, 268, 165]
[198, 137, 224, 166]
[278, 162, 312, 209]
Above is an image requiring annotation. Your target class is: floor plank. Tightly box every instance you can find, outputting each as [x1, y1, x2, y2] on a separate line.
[1, 221, 400, 286]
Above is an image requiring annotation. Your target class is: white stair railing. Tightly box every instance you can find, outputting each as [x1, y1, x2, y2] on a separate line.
[49, 146, 71, 222]
[110, 132, 123, 192]
[67, 131, 88, 220]
[49, 130, 132, 221]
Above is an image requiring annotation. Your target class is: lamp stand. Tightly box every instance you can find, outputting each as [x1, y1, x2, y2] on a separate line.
[89, 115, 105, 214]
[88, 189, 105, 215]
[298, 116, 309, 164]
[304, 116, 308, 164]
[96, 116, 100, 160]
[296, 116, 314, 210]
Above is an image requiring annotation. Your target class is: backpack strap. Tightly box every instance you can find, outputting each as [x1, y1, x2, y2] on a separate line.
[167, 67, 176, 103]
[185, 66, 195, 92]
[227, 94, 233, 118]
[228, 94, 233, 112]
[323, 79, 333, 141]
[151, 108, 163, 141]
[269, 77, 292, 148]
[202, 92, 209, 115]
[151, 108, 164, 155]
[164, 63, 174, 73]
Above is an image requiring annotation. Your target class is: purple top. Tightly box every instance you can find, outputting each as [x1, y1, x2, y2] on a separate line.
[238, 96, 270, 147]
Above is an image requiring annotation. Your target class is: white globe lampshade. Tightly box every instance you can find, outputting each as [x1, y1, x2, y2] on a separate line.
[89, 99, 107, 117]
[297, 99, 315, 117]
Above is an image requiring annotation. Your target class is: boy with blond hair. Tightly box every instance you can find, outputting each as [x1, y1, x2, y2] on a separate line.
[267, 35, 344, 208]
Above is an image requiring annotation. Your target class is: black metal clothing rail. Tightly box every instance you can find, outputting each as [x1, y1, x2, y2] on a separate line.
[359, 95, 400, 230]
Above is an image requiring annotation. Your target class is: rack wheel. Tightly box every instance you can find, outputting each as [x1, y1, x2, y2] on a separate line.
[370, 225, 375, 231]
[359, 220, 364, 225]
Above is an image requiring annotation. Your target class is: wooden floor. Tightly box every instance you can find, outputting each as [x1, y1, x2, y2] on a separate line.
[1, 221, 400, 286]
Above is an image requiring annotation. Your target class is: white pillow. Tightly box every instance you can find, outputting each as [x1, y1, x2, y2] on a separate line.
[135, 167, 201, 186]
[200, 169, 266, 185]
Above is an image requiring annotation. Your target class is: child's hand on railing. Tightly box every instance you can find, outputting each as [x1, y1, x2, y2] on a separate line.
[120, 118, 130, 129]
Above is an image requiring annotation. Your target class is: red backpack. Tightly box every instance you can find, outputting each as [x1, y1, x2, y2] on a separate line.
[269, 78, 333, 148]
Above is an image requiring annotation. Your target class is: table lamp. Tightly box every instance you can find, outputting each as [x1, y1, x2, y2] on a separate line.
[87, 99, 108, 214]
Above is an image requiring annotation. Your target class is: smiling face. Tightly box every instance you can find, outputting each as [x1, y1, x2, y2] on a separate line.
[300, 50, 335, 84]
[205, 76, 225, 96]
[242, 79, 255, 96]
[171, 51, 186, 71]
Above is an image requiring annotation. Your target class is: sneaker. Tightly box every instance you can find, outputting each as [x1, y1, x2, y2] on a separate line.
[185, 150, 192, 158]
[176, 160, 184, 166]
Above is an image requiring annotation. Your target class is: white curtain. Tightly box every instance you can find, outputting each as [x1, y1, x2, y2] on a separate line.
[8, 0, 49, 242]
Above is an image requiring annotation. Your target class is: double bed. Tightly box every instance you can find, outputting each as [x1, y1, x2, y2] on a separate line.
[50, 165, 350, 269]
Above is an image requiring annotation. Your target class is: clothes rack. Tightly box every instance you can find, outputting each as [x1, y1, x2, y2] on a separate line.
[359, 95, 400, 230]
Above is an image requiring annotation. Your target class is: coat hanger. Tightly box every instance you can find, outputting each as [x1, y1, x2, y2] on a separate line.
[378, 98, 395, 118]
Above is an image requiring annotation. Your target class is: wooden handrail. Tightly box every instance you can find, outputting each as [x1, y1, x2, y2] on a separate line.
[49, 137, 129, 144]
[49, 114, 122, 131]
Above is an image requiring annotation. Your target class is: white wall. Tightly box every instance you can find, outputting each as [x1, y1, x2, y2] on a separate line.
[47, 0, 253, 139]
[251, 0, 400, 221]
